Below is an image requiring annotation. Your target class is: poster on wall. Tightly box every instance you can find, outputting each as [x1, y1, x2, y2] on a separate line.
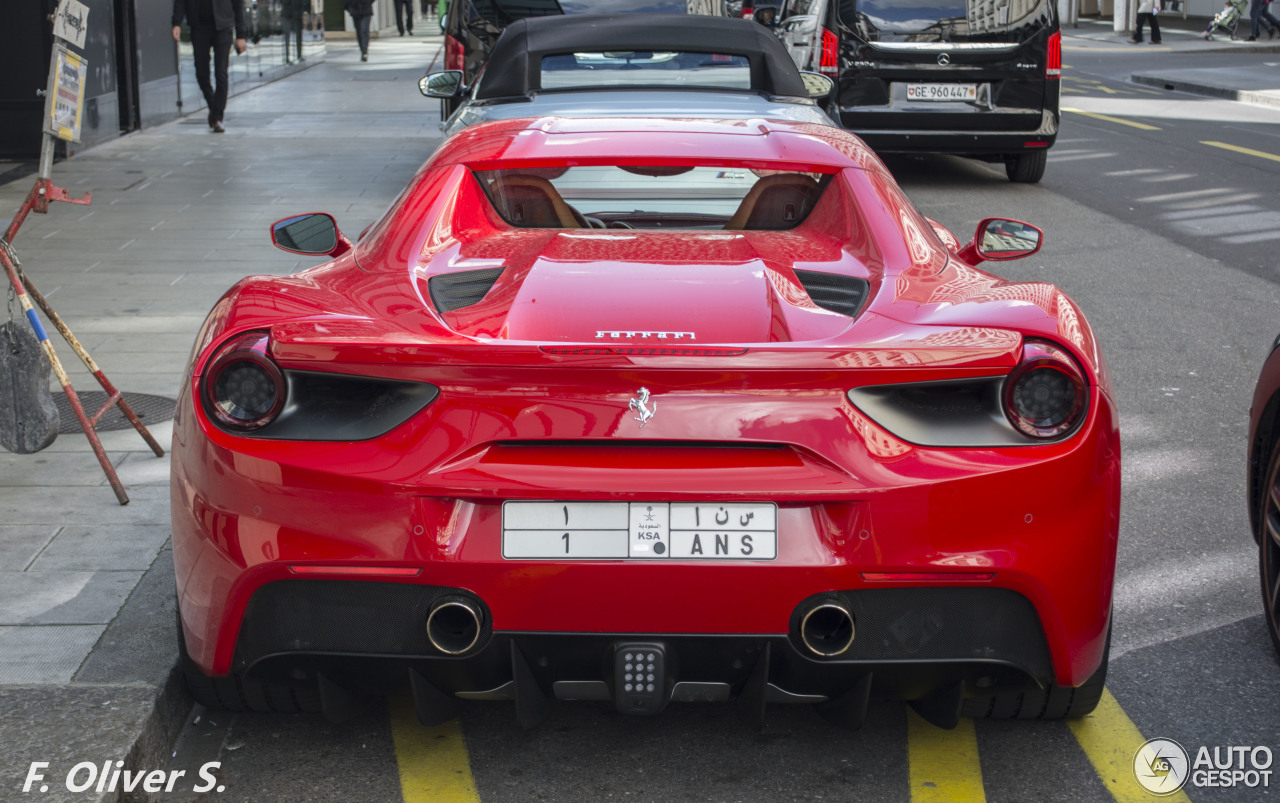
[44, 44, 88, 143]
[53, 0, 90, 49]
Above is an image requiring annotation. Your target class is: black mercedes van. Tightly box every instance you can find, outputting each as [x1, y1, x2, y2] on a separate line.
[808, 0, 1060, 182]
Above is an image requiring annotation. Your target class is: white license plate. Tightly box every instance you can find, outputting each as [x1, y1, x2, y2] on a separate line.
[502, 501, 777, 560]
[905, 83, 978, 101]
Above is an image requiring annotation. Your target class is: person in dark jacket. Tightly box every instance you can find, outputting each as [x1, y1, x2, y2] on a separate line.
[172, 0, 248, 133]
[345, 0, 374, 61]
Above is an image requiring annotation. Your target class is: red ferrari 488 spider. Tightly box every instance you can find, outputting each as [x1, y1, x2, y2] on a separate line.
[172, 116, 1119, 730]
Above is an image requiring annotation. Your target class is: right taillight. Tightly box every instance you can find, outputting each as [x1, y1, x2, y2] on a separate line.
[202, 332, 285, 432]
[445, 34, 465, 72]
[819, 27, 838, 77]
[1003, 340, 1085, 439]
[1045, 31, 1061, 79]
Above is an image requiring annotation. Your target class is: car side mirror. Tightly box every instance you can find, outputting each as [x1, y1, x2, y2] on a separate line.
[270, 212, 352, 257]
[799, 71, 834, 100]
[956, 218, 1043, 263]
[420, 71, 463, 98]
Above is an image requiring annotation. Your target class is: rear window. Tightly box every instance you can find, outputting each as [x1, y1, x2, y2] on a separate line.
[839, 0, 1048, 35]
[474, 166, 832, 230]
[540, 51, 752, 91]
[468, 0, 714, 25]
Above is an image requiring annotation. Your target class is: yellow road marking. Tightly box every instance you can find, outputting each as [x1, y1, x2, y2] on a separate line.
[907, 709, 986, 802]
[1202, 140, 1280, 164]
[1068, 689, 1193, 803]
[390, 696, 480, 803]
[1062, 107, 1162, 130]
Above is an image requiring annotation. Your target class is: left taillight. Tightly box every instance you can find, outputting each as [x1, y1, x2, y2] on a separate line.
[1045, 31, 1061, 79]
[819, 27, 838, 77]
[201, 332, 285, 432]
[1003, 340, 1085, 439]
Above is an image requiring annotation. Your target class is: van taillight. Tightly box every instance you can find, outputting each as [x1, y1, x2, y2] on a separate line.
[445, 34, 464, 71]
[1046, 31, 1061, 79]
[741, 7, 755, 18]
[820, 27, 838, 76]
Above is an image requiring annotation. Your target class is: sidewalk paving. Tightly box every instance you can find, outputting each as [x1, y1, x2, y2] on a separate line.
[0, 30, 444, 801]
[1, 15, 1278, 802]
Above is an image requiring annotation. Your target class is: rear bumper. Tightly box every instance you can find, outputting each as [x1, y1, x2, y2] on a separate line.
[841, 109, 1059, 156]
[235, 580, 1055, 721]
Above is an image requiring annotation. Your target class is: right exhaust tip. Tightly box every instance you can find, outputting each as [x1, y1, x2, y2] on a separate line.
[800, 602, 855, 657]
[427, 596, 484, 655]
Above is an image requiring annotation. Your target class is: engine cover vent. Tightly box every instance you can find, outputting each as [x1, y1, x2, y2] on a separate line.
[428, 268, 504, 313]
[793, 270, 870, 319]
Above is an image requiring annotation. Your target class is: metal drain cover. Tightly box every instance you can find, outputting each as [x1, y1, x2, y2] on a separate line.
[54, 391, 176, 433]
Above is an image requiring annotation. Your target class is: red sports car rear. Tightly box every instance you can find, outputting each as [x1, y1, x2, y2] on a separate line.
[171, 117, 1119, 729]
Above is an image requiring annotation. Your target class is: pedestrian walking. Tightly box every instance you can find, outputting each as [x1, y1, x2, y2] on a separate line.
[345, 0, 374, 61]
[172, 0, 248, 133]
[1247, 0, 1280, 39]
[282, 0, 305, 63]
[394, 0, 414, 35]
[1129, 0, 1162, 43]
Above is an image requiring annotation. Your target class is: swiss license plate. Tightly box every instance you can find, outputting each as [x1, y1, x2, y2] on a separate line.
[502, 501, 777, 560]
[905, 83, 978, 101]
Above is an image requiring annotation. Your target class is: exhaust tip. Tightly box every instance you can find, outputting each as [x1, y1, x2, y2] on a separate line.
[427, 596, 484, 655]
[800, 602, 855, 657]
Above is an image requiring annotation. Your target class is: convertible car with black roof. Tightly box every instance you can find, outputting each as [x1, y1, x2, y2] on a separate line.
[420, 14, 837, 137]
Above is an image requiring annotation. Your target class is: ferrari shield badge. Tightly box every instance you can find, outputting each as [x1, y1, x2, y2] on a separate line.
[629, 387, 656, 428]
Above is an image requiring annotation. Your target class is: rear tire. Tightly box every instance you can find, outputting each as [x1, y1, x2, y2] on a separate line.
[1258, 439, 1280, 658]
[962, 626, 1109, 719]
[1005, 150, 1047, 183]
[177, 610, 320, 713]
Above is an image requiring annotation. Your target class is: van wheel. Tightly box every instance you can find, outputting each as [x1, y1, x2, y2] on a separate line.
[1005, 150, 1047, 183]
[177, 610, 320, 713]
[962, 626, 1109, 719]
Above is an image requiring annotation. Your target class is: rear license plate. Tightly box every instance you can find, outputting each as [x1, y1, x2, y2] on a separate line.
[905, 83, 978, 101]
[502, 501, 777, 560]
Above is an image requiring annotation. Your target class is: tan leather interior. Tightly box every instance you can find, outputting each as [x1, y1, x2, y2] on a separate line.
[499, 175, 583, 229]
[724, 174, 821, 231]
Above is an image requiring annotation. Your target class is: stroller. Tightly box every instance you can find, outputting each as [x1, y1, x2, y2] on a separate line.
[1203, 0, 1247, 39]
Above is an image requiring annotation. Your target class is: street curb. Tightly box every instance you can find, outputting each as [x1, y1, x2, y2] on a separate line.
[1132, 73, 1280, 108]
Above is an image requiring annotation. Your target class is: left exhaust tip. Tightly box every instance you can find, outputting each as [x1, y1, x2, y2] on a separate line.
[427, 596, 485, 655]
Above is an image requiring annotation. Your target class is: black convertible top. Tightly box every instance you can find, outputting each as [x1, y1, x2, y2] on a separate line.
[474, 14, 810, 100]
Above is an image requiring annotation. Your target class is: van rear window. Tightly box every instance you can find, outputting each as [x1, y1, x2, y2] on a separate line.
[839, 0, 1047, 35]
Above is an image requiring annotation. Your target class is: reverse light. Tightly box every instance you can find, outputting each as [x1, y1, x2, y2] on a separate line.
[203, 332, 285, 432]
[862, 572, 997, 582]
[1003, 340, 1086, 439]
[1046, 31, 1061, 79]
[444, 34, 465, 72]
[289, 565, 422, 577]
[819, 28, 839, 77]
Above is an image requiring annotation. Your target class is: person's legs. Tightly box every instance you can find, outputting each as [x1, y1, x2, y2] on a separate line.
[355, 15, 371, 58]
[1130, 13, 1146, 40]
[190, 24, 217, 124]
[403, 0, 413, 33]
[210, 27, 232, 125]
[394, 0, 406, 34]
[1250, 0, 1264, 37]
[1149, 11, 1162, 41]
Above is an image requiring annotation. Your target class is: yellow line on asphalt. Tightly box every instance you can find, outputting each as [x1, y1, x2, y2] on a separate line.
[1062, 108, 1162, 130]
[907, 709, 986, 802]
[1202, 140, 1280, 163]
[390, 696, 480, 803]
[1068, 688, 1193, 803]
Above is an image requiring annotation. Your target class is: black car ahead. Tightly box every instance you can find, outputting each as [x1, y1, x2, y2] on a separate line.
[441, 0, 728, 114]
[795, 0, 1060, 182]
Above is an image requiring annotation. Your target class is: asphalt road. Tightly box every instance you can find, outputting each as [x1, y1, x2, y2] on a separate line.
[163, 52, 1280, 803]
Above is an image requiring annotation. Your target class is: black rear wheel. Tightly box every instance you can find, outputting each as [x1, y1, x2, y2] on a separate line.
[177, 610, 320, 713]
[962, 625, 1109, 719]
[1005, 150, 1047, 183]
[1259, 441, 1280, 657]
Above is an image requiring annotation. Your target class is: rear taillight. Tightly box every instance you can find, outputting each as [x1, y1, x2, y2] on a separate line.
[202, 332, 285, 432]
[819, 27, 838, 77]
[1046, 31, 1061, 79]
[445, 34, 465, 72]
[1003, 340, 1085, 439]
[741, 7, 755, 18]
